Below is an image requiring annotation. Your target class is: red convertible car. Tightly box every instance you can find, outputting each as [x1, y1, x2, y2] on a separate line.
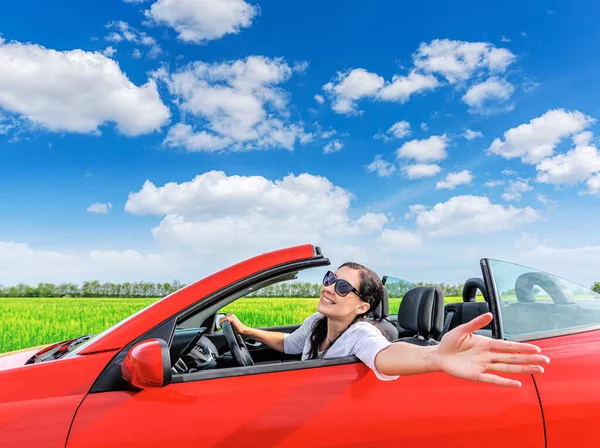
[1, 244, 599, 447]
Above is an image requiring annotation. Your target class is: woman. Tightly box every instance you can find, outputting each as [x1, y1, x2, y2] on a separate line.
[220, 262, 549, 387]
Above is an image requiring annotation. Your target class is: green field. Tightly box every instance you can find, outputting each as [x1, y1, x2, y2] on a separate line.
[0, 296, 464, 354]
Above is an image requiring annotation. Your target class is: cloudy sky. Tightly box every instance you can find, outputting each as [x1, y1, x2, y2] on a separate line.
[1, 0, 600, 287]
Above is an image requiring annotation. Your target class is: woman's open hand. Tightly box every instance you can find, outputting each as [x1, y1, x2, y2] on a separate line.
[436, 312, 550, 387]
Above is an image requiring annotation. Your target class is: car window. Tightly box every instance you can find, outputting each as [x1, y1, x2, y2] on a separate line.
[383, 276, 417, 312]
[216, 280, 319, 329]
[488, 259, 600, 339]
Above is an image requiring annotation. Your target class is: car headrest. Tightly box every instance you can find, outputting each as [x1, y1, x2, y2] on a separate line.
[398, 286, 444, 337]
[463, 278, 488, 303]
[369, 287, 390, 320]
[515, 272, 575, 304]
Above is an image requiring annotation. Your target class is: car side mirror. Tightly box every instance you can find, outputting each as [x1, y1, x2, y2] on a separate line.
[121, 338, 172, 389]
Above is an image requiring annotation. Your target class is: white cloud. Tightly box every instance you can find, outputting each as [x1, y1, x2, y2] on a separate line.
[156, 56, 310, 152]
[413, 39, 516, 83]
[484, 180, 505, 187]
[523, 79, 540, 93]
[464, 129, 483, 140]
[86, 202, 112, 214]
[324, 140, 343, 154]
[584, 174, 600, 196]
[0, 37, 170, 135]
[536, 194, 557, 209]
[500, 36, 511, 43]
[406, 195, 540, 237]
[323, 69, 438, 115]
[319, 129, 336, 139]
[536, 143, 600, 185]
[292, 61, 309, 73]
[366, 155, 396, 177]
[125, 171, 400, 258]
[420, 122, 428, 131]
[502, 179, 533, 201]
[105, 21, 161, 58]
[163, 123, 232, 152]
[314, 94, 324, 104]
[436, 170, 474, 190]
[132, 48, 142, 59]
[502, 169, 517, 176]
[377, 72, 440, 102]
[462, 78, 514, 114]
[396, 134, 448, 162]
[487, 109, 595, 164]
[102, 46, 117, 57]
[374, 120, 411, 140]
[322, 68, 385, 114]
[322, 38, 516, 115]
[402, 163, 442, 179]
[124, 0, 149, 3]
[145, 0, 257, 44]
[573, 131, 593, 146]
[0, 242, 175, 284]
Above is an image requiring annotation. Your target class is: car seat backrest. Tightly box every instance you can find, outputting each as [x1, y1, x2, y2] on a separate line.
[395, 286, 444, 345]
[368, 287, 398, 341]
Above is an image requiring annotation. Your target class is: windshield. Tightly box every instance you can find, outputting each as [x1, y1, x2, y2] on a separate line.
[487, 259, 600, 339]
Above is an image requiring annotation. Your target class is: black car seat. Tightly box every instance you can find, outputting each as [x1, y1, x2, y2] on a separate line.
[443, 278, 491, 336]
[368, 287, 399, 341]
[394, 286, 444, 346]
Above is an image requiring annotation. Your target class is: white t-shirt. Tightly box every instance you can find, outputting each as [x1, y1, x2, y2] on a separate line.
[283, 313, 399, 381]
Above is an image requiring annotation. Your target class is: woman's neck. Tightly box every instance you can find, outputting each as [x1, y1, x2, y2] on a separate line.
[323, 315, 355, 349]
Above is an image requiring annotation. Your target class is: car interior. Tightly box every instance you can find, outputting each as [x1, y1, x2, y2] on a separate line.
[167, 271, 494, 376]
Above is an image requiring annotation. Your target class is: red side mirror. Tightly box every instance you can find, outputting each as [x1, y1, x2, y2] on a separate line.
[121, 338, 172, 389]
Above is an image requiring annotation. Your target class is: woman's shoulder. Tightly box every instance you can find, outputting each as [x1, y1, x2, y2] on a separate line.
[348, 319, 384, 337]
[302, 312, 323, 326]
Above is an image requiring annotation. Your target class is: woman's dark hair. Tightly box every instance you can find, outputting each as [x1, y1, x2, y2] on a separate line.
[307, 261, 384, 360]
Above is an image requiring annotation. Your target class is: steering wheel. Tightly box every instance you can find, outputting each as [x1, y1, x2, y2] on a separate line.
[221, 320, 254, 367]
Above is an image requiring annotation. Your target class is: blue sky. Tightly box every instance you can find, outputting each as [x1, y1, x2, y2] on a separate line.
[1, 0, 600, 286]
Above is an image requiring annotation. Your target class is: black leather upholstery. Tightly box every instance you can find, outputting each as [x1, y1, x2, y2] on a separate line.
[368, 287, 399, 341]
[443, 302, 491, 334]
[394, 286, 444, 346]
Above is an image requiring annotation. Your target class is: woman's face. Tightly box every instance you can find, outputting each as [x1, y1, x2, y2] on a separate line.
[317, 266, 371, 319]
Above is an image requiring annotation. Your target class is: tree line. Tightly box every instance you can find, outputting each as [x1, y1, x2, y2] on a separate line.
[2, 280, 599, 298]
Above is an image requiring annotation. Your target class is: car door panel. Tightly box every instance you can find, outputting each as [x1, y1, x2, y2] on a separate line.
[528, 330, 600, 448]
[67, 361, 544, 448]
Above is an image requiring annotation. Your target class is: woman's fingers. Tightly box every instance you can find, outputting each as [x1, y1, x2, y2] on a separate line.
[488, 338, 543, 354]
[485, 362, 545, 375]
[489, 352, 550, 366]
[474, 372, 523, 388]
[458, 312, 494, 334]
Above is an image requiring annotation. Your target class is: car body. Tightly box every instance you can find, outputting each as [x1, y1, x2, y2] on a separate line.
[1, 244, 600, 447]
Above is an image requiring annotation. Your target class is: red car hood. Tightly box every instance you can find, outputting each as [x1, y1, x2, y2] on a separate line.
[0, 346, 48, 371]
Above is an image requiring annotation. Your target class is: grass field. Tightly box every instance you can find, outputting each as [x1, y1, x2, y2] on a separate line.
[0, 296, 465, 354]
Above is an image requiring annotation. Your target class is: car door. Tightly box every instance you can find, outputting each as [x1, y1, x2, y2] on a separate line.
[483, 258, 600, 448]
[66, 352, 544, 447]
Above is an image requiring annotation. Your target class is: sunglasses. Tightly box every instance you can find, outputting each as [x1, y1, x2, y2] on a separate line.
[322, 271, 363, 299]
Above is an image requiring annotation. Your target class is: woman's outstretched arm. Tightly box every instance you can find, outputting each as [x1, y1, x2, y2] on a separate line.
[374, 313, 550, 387]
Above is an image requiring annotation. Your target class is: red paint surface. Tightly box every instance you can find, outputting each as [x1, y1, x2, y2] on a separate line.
[528, 329, 600, 447]
[122, 339, 165, 388]
[0, 351, 117, 448]
[67, 362, 544, 448]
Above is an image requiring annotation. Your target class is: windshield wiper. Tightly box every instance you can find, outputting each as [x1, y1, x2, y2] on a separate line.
[25, 335, 94, 364]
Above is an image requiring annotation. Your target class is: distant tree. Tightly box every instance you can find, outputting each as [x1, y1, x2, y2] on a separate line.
[592, 282, 600, 294]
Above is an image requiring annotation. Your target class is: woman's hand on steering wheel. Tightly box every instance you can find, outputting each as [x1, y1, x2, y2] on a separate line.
[219, 313, 249, 335]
